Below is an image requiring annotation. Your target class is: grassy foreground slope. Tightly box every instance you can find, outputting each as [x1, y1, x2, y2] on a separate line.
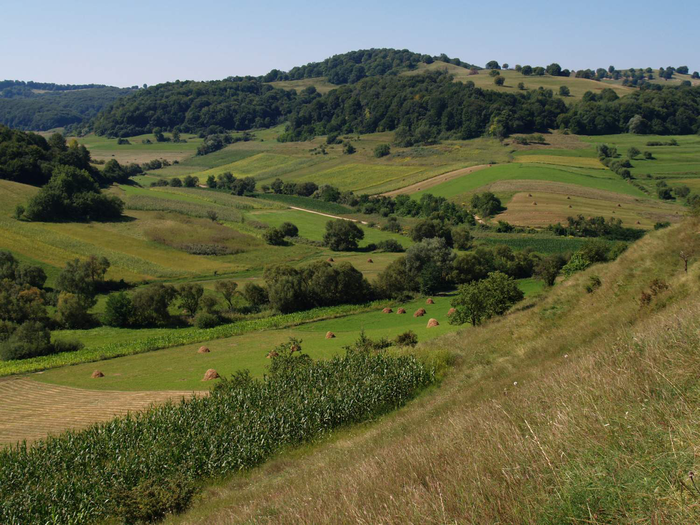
[170, 219, 700, 524]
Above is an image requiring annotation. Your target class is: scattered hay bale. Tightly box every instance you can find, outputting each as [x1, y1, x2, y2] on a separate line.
[202, 369, 220, 381]
[91, 370, 104, 379]
[636, 221, 641, 225]
[326, 257, 334, 262]
[326, 331, 335, 339]
[568, 205, 572, 208]
[397, 308, 406, 314]
[532, 202, 537, 205]
[414, 308, 426, 317]
[528, 193, 532, 197]
[447, 307, 456, 316]
[367, 258, 373, 263]
[617, 203, 621, 207]
[266, 351, 279, 359]
[198, 346, 210, 354]
[382, 307, 393, 314]
[426, 298, 434, 305]
[427, 318, 439, 328]
[566, 196, 570, 200]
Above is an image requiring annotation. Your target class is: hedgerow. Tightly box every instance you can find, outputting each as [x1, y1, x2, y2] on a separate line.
[0, 301, 388, 377]
[0, 347, 434, 523]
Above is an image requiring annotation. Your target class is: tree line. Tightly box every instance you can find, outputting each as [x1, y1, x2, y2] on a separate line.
[261, 48, 476, 85]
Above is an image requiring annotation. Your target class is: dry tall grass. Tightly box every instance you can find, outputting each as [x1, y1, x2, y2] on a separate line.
[170, 220, 700, 524]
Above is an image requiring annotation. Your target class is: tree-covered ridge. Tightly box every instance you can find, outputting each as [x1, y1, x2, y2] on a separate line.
[0, 87, 134, 131]
[280, 70, 569, 142]
[282, 71, 700, 141]
[0, 80, 114, 98]
[261, 48, 476, 85]
[90, 79, 315, 137]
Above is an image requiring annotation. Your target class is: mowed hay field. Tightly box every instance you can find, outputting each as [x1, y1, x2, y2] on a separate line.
[498, 190, 681, 229]
[0, 377, 195, 445]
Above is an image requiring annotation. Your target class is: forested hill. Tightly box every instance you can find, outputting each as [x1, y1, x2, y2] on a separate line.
[90, 79, 316, 137]
[260, 48, 476, 84]
[0, 86, 135, 131]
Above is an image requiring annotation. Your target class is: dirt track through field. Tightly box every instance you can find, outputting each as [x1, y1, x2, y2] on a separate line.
[289, 206, 368, 224]
[381, 164, 490, 197]
[0, 377, 196, 446]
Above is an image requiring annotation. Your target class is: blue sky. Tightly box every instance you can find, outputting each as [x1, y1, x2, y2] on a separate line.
[1, 0, 698, 87]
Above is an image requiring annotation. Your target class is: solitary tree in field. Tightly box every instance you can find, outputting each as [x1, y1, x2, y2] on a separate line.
[323, 220, 364, 251]
[178, 283, 204, 317]
[559, 85, 570, 96]
[215, 280, 238, 311]
[494, 76, 505, 86]
[486, 60, 501, 70]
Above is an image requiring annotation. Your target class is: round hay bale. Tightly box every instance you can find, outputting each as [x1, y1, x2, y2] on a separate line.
[532, 202, 537, 205]
[617, 203, 621, 207]
[266, 350, 279, 359]
[528, 193, 532, 197]
[426, 298, 435, 305]
[447, 307, 456, 316]
[326, 331, 335, 339]
[382, 307, 393, 314]
[566, 196, 570, 200]
[198, 346, 210, 354]
[414, 308, 426, 317]
[202, 369, 220, 381]
[367, 258, 373, 263]
[326, 257, 334, 262]
[427, 318, 439, 328]
[91, 370, 104, 378]
[397, 308, 406, 314]
[568, 205, 572, 208]
[636, 221, 641, 225]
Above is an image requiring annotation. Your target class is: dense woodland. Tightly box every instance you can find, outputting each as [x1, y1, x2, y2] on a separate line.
[0, 87, 134, 131]
[261, 48, 475, 84]
[89, 79, 311, 137]
[87, 70, 700, 140]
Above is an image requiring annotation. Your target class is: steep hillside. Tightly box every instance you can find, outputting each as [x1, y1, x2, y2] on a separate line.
[169, 219, 700, 523]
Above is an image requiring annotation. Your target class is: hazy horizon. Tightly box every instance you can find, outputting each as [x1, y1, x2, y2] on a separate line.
[1, 0, 698, 87]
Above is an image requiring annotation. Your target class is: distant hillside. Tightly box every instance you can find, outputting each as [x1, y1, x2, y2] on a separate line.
[0, 86, 135, 131]
[261, 48, 476, 85]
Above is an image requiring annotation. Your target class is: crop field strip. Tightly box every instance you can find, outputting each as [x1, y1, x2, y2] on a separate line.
[0, 377, 196, 445]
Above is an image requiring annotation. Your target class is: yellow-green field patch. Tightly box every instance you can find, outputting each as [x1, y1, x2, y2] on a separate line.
[516, 155, 604, 169]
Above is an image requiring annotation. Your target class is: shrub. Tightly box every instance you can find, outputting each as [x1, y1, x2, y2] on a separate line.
[0, 321, 52, 361]
[242, 283, 268, 308]
[194, 312, 220, 329]
[278, 222, 299, 237]
[585, 275, 602, 293]
[263, 228, 286, 246]
[103, 292, 133, 327]
[395, 330, 418, 347]
[494, 76, 505, 86]
[169, 177, 182, 187]
[374, 144, 391, 157]
[376, 239, 405, 252]
[450, 271, 524, 326]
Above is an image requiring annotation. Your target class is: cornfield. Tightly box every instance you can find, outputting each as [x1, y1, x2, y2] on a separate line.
[0, 349, 434, 524]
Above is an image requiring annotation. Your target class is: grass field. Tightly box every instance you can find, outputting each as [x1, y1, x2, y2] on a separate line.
[413, 163, 649, 201]
[79, 132, 204, 163]
[404, 62, 635, 101]
[33, 295, 457, 391]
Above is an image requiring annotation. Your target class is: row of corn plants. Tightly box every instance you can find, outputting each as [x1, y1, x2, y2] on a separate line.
[0, 301, 390, 377]
[0, 348, 435, 524]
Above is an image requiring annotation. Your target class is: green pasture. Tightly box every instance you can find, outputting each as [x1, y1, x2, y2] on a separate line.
[413, 163, 648, 201]
[246, 208, 413, 248]
[33, 295, 458, 391]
